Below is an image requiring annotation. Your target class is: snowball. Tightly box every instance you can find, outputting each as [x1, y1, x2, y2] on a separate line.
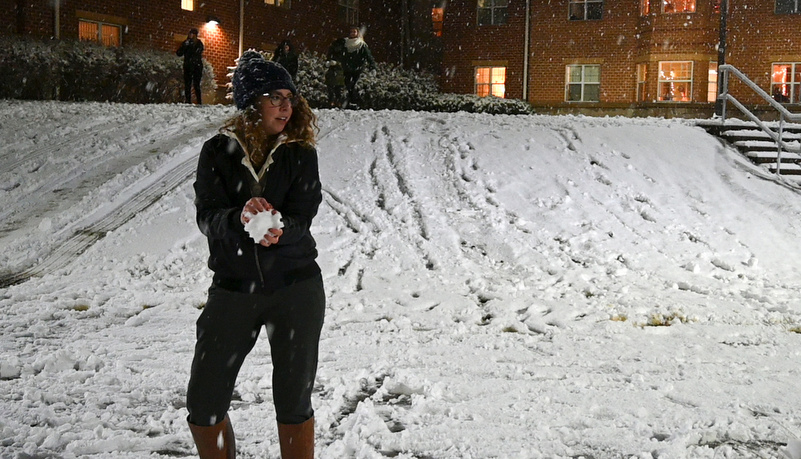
[244, 210, 284, 243]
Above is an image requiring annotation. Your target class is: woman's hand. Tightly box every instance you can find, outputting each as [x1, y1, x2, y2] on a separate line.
[241, 197, 273, 224]
[242, 198, 283, 247]
[261, 226, 283, 247]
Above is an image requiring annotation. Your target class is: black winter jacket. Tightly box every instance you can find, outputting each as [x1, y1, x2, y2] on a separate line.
[193, 133, 322, 294]
[177, 38, 204, 69]
[272, 40, 299, 80]
[341, 40, 376, 75]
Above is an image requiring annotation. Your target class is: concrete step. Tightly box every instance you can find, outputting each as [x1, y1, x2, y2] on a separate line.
[765, 162, 801, 175]
[745, 150, 801, 164]
[733, 139, 801, 153]
[697, 119, 801, 177]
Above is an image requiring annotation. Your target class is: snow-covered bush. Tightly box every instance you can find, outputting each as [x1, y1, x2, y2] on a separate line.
[290, 51, 534, 115]
[422, 93, 535, 115]
[1, 36, 532, 113]
[0, 36, 215, 104]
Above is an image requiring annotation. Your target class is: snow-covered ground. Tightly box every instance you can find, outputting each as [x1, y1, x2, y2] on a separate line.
[2, 100, 801, 459]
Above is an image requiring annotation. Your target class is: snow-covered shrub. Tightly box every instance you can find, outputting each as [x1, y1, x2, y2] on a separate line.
[0, 36, 215, 104]
[290, 51, 534, 115]
[293, 52, 332, 107]
[1, 35, 532, 113]
[424, 93, 535, 115]
[0, 37, 60, 100]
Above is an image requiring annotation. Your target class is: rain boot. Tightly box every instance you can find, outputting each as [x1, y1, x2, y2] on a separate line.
[188, 414, 236, 459]
[277, 417, 314, 459]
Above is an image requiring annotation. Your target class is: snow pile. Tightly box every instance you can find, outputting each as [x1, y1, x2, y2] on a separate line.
[1, 100, 801, 458]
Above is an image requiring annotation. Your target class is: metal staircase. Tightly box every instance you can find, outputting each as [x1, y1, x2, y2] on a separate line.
[697, 64, 801, 176]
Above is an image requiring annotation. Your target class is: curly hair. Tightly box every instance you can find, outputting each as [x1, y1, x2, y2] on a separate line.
[222, 94, 318, 167]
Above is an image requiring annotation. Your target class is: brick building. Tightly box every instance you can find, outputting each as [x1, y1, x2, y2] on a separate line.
[441, 0, 801, 117]
[6, 0, 429, 101]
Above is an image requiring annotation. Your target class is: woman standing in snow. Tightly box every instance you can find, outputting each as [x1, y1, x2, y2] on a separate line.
[186, 50, 324, 459]
[340, 26, 376, 108]
[272, 39, 299, 81]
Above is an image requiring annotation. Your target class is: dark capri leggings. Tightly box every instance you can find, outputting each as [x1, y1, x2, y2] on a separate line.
[186, 274, 325, 426]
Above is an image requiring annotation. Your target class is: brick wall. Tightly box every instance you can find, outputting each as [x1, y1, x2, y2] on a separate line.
[442, 0, 801, 114]
[726, 0, 801, 94]
[4, 0, 406, 99]
[9, 0, 53, 37]
[441, 0, 528, 98]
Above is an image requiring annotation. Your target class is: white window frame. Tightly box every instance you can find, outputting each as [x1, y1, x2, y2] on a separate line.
[569, 0, 603, 20]
[658, 61, 693, 102]
[662, 0, 696, 13]
[707, 62, 718, 103]
[339, 0, 359, 25]
[265, 0, 291, 8]
[776, 0, 801, 14]
[78, 19, 122, 47]
[636, 63, 648, 102]
[771, 63, 801, 104]
[432, 7, 444, 37]
[475, 66, 506, 98]
[477, 0, 508, 26]
[565, 64, 601, 102]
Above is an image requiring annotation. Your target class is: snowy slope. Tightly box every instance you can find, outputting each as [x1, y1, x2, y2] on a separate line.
[1, 100, 801, 459]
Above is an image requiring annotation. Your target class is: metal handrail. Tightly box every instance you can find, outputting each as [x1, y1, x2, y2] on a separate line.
[718, 64, 801, 176]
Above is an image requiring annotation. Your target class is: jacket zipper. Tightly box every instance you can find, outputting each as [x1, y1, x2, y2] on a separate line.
[254, 245, 266, 288]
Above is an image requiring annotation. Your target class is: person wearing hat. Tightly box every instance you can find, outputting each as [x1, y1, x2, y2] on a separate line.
[272, 39, 298, 81]
[186, 50, 324, 458]
[340, 26, 376, 108]
[176, 28, 205, 104]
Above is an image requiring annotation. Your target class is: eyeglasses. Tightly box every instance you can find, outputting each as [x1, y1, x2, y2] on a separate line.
[265, 93, 298, 107]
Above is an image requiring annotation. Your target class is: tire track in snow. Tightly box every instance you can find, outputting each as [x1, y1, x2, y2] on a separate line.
[0, 116, 201, 232]
[315, 125, 382, 292]
[0, 118, 225, 288]
[380, 125, 430, 242]
[367, 125, 436, 270]
[431, 122, 598, 331]
[0, 115, 162, 176]
[321, 188, 380, 292]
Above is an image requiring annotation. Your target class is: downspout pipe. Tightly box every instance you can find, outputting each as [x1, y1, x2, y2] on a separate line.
[238, 0, 244, 57]
[714, 0, 728, 116]
[54, 0, 60, 39]
[523, 0, 530, 101]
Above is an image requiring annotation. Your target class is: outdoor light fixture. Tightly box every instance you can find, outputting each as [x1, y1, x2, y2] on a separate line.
[207, 16, 220, 26]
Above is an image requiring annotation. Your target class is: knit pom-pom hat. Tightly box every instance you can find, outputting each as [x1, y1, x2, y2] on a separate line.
[232, 50, 297, 110]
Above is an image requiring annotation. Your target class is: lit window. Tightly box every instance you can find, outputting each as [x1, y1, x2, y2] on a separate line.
[478, 0, 508, 26]
[569, 0, 603, 20]
[658, 61, 693, 102]
[432, 7, 444, 37]
[776, 0, 801, 13]
[637, 63, 648, 102]
[181, 0, 194, 11]
[78, 19, 121, 47]
[565, 64, 600, 102]
[707, 62, 718, 103]
[662, 0, 695, 13]
[771, 63, 801, 103]
[640, 0, 650, 15]
[339, 0, 359, 24]
[265, 0, 291, 7]
[475, 67, 506, 98]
